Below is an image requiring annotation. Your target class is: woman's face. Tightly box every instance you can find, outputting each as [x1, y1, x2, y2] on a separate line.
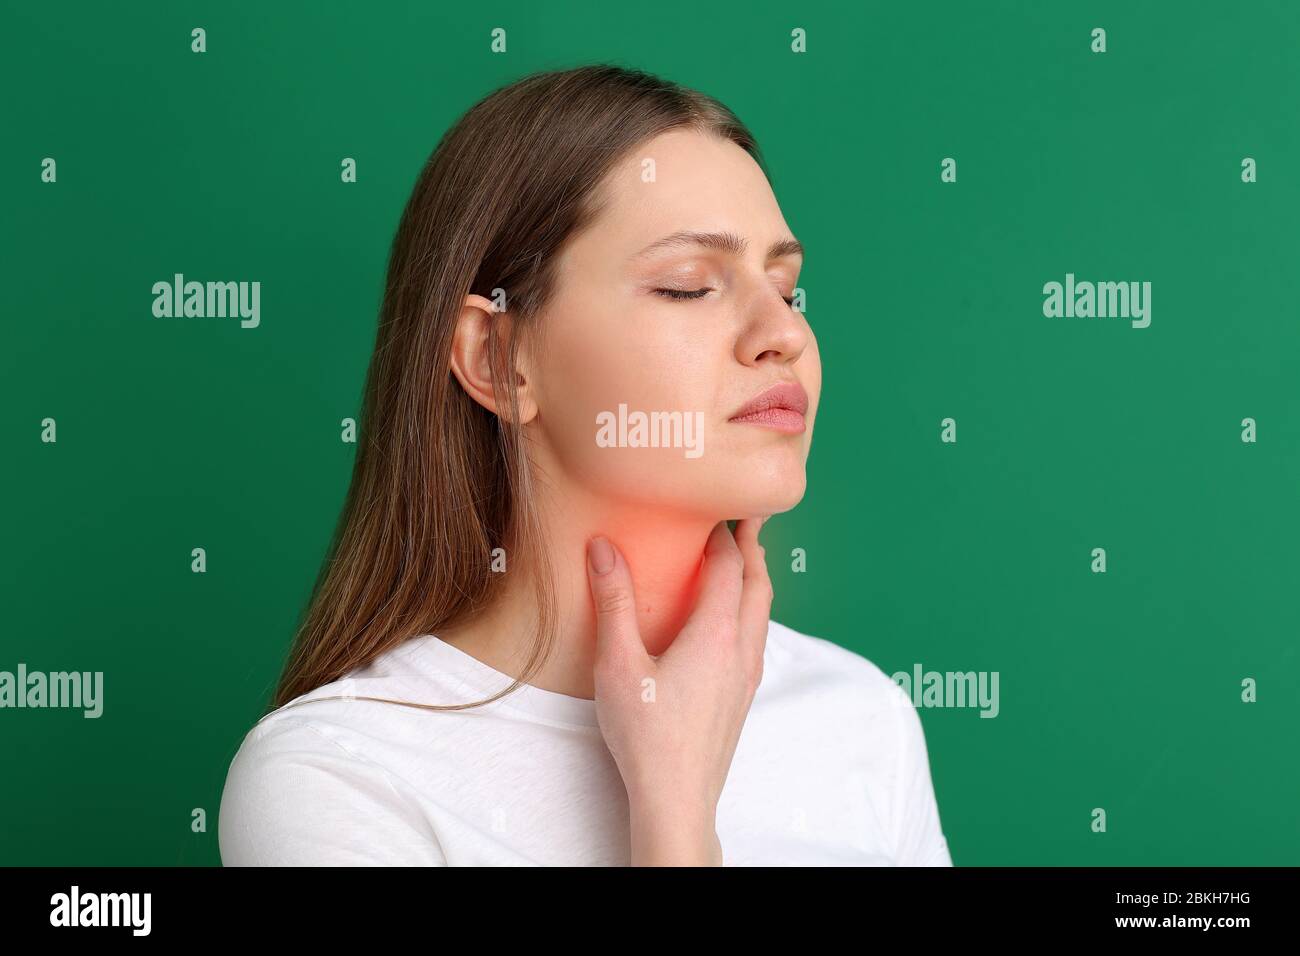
[525, 128, 821, 520]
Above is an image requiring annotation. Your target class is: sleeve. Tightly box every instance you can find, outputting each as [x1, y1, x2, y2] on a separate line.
[218, 720, 448, 866]
[887, 683, 954, 866]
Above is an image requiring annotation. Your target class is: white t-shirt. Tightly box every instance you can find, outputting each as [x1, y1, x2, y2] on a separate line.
[218, 619, 954, 866]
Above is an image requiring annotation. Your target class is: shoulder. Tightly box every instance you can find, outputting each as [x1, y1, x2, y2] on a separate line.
[760, 618, 922, 762]
[764, 617, 914, 715]
[217, 712, 446, 866]
[763, 619, 953, 865]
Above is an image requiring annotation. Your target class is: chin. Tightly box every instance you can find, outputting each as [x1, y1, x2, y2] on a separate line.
[726, 468, 808, 518]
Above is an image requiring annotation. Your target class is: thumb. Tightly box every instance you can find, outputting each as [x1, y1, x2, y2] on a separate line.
[585, 535, 647, 674]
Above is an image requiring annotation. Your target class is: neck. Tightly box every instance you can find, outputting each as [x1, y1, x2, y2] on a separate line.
[437, 489, 718, 700]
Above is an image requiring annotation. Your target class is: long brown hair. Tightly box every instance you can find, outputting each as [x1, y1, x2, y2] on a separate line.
[267, 64, 764, 719]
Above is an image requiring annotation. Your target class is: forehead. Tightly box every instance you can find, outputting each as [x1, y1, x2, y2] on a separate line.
[568, 128, 783, 267]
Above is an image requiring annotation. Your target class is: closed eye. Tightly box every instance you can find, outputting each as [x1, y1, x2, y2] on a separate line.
[654, 287, 796, 306]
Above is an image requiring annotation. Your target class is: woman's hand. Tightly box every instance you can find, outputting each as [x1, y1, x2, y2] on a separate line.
[584, 518, 772, 866]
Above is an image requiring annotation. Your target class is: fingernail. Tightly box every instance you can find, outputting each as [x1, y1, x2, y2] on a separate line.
[588, 536, 614, 574]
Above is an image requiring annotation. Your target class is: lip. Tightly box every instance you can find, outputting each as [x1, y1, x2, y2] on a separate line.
[727, 381, 809, 434]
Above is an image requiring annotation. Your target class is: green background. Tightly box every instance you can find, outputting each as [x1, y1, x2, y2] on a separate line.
[2, 0, 1296, 865]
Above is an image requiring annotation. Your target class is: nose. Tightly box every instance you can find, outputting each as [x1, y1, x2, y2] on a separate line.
[734, 281, 811, 367]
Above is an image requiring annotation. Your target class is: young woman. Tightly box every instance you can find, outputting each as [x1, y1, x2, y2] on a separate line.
[218, 64, 953, 867]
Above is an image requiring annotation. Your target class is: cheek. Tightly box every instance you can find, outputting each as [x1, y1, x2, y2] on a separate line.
[542, 304, 713, 431]
[532, 305, 728, 502]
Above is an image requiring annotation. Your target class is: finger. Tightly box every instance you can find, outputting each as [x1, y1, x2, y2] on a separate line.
[586, 535, 649, 673]
[732, 516, 773, 665]
[677, 521, 745, 640]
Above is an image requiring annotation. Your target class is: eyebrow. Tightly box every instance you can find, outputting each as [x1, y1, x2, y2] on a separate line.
[629, 230, 804, 263]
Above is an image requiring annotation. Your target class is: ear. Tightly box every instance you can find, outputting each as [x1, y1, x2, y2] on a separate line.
[448, 294, 538, 424]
